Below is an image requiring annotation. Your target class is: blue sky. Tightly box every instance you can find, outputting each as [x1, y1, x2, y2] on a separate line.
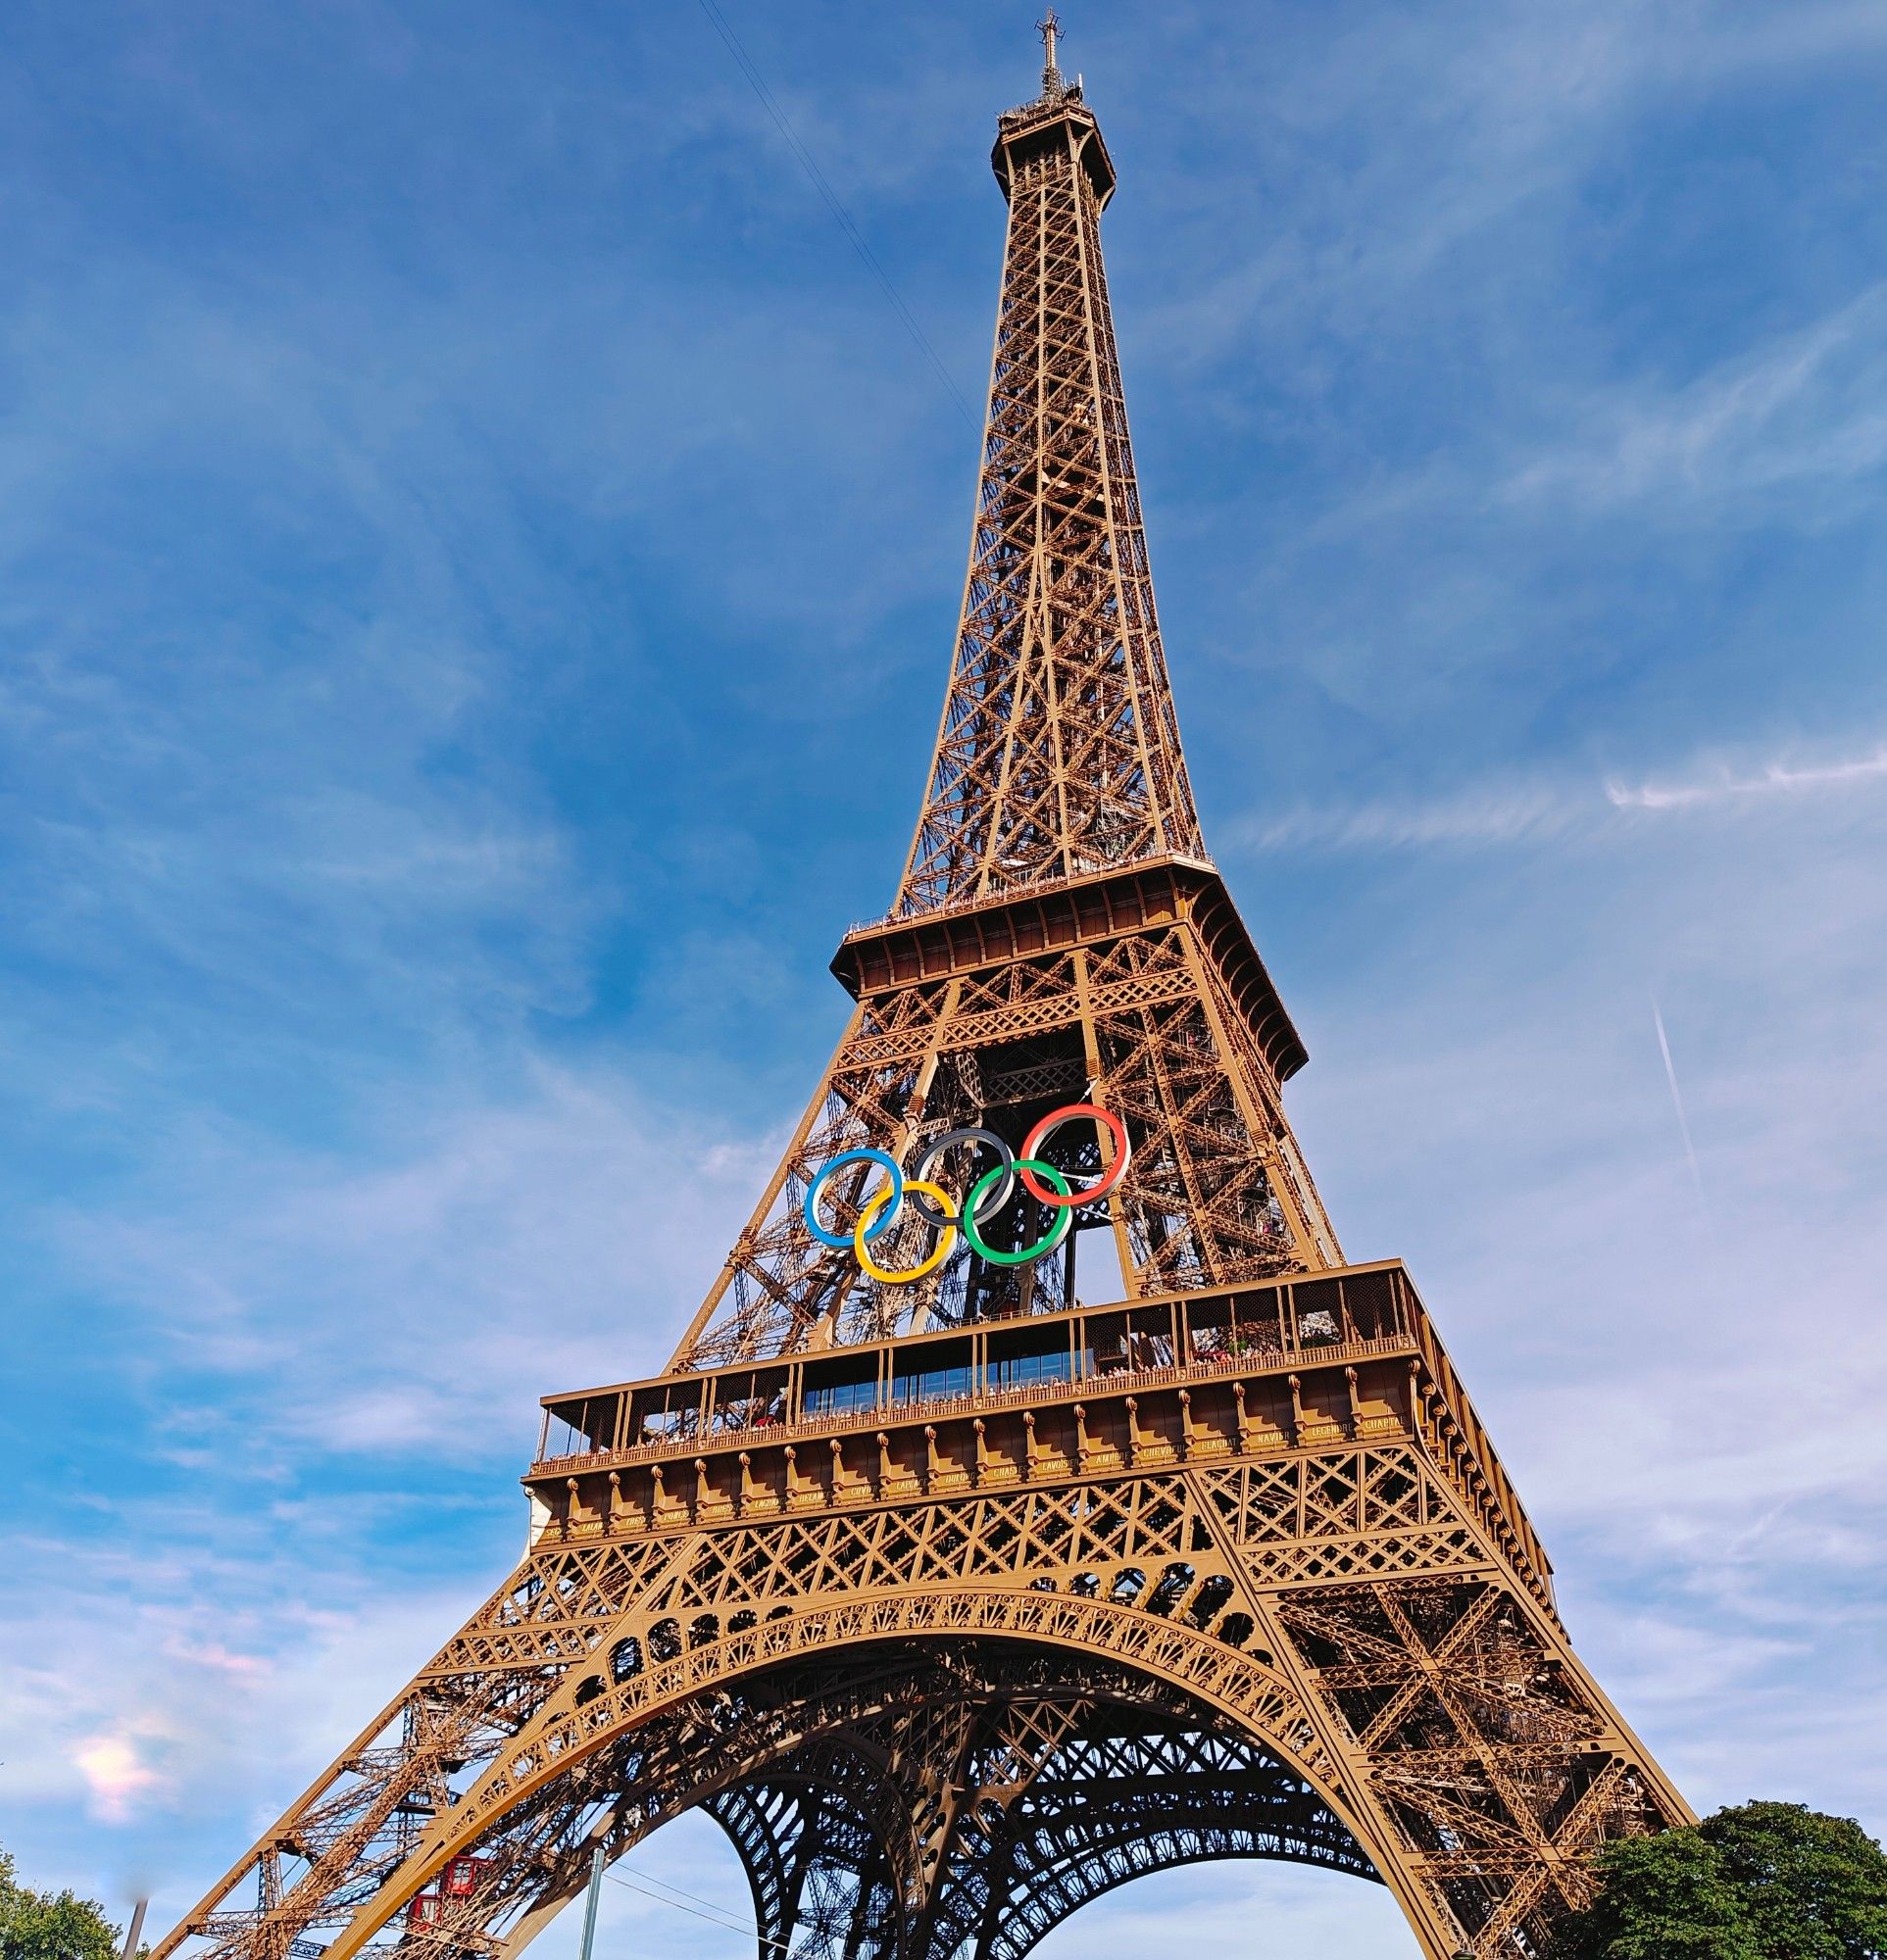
[2, 2, 1885, 1954]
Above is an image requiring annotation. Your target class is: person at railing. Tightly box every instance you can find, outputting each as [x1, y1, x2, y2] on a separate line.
[1119, 1330, 1172, 1371]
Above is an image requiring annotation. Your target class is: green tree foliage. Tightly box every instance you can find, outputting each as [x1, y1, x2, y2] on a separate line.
[0, 1849, 124, 1960]
[1561, 1802, 1887, 1960]
[1700, 1802, 1887, 1959]
[1563, 1828, 1760, 1960]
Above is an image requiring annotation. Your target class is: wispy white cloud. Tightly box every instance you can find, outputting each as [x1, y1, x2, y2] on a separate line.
[1234, 781, 1592, 852]
[50, 1064, 779, 1459]
[0, 1520, 483, 1854]
[74, 1725, 170, 1824]
[1233, 736, 1887, 853]
[1607, 745, 1887, 809]
[1142, 4, 1887, 376]
[1504, 286, 1887, 516]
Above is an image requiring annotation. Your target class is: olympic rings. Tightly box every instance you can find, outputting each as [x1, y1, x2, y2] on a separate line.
[802, 1148, 903, 1249]
[1019, 1102, 1130, 1208]
[961, 1158, 1072, 1266]
[806, 1103, 1127, 1283]
[854, 1180, 958, 1285]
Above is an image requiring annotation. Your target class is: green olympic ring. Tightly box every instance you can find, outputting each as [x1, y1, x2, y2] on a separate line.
[959, 1156, 1074, 1267]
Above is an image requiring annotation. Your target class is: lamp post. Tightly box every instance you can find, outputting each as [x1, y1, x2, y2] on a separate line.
[575, 1849, 605, 1960]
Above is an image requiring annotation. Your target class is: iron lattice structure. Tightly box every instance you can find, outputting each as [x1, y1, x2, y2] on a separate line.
[156, 54, 1690, 1960]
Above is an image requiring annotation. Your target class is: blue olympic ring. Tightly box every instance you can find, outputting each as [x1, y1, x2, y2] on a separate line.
[802, 1149, 905, 1249]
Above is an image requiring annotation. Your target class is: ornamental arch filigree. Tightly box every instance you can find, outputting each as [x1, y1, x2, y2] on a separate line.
[323, 1604, 1376, 1953]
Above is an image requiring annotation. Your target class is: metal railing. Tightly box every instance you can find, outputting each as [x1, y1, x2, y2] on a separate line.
[528, 1329, 1418, 1482]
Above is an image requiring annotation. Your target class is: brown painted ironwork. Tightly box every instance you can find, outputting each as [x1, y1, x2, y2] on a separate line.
[154, 37, 1690, 1960]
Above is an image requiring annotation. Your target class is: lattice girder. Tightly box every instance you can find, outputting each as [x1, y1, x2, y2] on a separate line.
[670, 879, 1340, 1370]
[898, 94, 1201, 917]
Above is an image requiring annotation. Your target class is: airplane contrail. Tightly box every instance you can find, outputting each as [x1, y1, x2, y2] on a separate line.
[1651, 994, 1708, 1211]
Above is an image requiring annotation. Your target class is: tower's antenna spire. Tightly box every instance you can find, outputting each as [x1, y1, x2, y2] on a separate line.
[1037, 9, 1066, 98]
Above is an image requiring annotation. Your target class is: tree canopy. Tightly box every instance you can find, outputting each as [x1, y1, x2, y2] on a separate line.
[0, 1849, 125, 1960]
[1563, 1802, 1887, 1960]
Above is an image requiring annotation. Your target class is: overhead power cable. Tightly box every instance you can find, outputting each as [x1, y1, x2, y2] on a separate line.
[693, 0, 979, 426]
[604, 1865, 789, 1950]
[611, 1857, 782, 1930]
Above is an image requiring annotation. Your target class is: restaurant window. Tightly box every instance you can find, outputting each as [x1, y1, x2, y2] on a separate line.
[804, 1354, 880, 1419]
[893, 1338, 973, 1406]
[988, 1326, 1075, 1392]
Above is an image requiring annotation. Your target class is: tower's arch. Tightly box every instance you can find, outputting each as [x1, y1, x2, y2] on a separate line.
[289, 1613, 1403, 1960]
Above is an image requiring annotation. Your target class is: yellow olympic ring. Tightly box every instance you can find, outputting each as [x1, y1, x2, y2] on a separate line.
[853, 1179, 957, 1284]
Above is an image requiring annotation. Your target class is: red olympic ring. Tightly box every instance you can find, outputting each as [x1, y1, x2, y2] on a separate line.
[1018, 1102, 1131, 1208]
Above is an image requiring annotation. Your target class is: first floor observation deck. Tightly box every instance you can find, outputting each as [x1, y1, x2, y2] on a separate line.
[526, 1260, 1554, 1613]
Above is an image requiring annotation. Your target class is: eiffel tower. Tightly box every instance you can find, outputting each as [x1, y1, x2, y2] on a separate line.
[156, 27, 1690, 1960]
